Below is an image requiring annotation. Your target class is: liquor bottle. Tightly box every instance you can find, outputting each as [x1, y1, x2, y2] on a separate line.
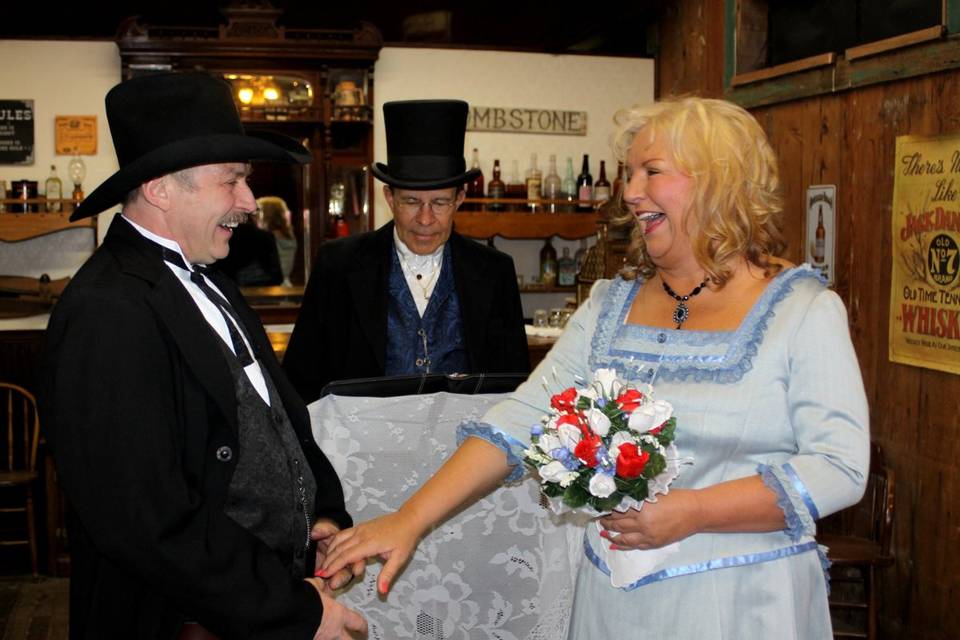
[487, 159, 506, 211]
[539, 238, 558, 286]
[557, 247, 577, 286]
[612, 161, 625, 199]
[45, 165, 63, 213]
[542, 154, 562, 213]
[465, 148, 484, 210]
[576, 154, 593, 212]
[813, 205, 826, 264]
[574, 238, 588, 274]
[525, 153, 542, 211]
[561, 157, 577, 213]
[594, 160, 611, 204]
[68, 156, 87, 208]
[506, 159, 525, 200]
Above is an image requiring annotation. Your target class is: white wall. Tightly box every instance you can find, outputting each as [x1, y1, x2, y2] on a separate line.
[373, 47, 654, 315]
[0, 40, 121, 278]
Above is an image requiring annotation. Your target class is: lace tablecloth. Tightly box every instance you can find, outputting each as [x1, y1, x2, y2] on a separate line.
[310, 392, 587, 640]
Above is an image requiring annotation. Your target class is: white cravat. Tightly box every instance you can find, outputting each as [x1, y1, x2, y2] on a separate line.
[394, 229, 444, 317]
[124, 216, 270, 405]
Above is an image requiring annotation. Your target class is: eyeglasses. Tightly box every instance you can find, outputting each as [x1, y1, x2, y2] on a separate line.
[394, 196, 457, 215]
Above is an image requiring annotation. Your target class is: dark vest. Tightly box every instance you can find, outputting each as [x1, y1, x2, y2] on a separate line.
[385, 243, 470, 376]
[218, 340, 318, 578]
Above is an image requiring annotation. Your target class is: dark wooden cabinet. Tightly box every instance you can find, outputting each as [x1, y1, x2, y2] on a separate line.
[117, 5, 382, 285]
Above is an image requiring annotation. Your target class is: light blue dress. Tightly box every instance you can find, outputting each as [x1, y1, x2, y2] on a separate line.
[458, 265, 870, 639]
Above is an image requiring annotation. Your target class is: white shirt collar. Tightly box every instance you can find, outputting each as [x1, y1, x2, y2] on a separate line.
[393, 228, 444, 271]
[123, 215, 194, 272]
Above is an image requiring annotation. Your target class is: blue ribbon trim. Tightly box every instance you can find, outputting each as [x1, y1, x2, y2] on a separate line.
[583, 536, 821, 592]
[783, 463, 821, 521]
[456, 421, 527, 482]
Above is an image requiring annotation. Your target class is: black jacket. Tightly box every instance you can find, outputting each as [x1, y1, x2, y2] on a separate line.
[283, 222, 530, 404]
[39, 216, 349, 639]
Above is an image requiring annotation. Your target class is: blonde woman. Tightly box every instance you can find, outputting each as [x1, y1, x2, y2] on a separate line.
[319, 97, 869, 638]
[257, 195, 296, 285]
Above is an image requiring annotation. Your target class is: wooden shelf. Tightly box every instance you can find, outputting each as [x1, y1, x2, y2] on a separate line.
[0, 210, 96, 243]
[455, 209, 599, 240]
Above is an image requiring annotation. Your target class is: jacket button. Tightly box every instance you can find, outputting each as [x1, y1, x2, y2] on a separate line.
[215, 446, 233, 462]
[273, 412, 284, 425]
[415, 358, 424, 367]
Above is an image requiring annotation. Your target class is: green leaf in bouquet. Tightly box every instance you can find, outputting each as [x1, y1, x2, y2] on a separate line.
[625, 477, 650, 502]
[642, 451, 667, 479]
[593, 493, 623, 512]
[576, 396, 594, 411]
[562, 479, 590, 509]
[656, 418, 676, 446]
[542, 482, 565, 498]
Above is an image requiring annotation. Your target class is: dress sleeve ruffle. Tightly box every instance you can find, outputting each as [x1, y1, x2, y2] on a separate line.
[758, 463, 817, 541]
[457, 420, 528, 483]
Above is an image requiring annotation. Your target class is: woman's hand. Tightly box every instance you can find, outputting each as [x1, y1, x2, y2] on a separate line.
[312, 519, 365, 590]
[598, 489, 705, 550]
[318, 509, 426, 595]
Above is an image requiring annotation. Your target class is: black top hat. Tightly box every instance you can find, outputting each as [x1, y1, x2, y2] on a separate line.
[70, 72, 310, 221]
[372, 100, 480, 190]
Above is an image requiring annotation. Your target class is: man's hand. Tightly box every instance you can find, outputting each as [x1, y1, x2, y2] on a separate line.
[307, 578, 368, 639]
[312, 519, 365, 590]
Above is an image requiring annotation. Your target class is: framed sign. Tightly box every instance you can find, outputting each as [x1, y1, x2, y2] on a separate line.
[0, 100, 35, 165]
[467, 106, 587, 136]
[889, 133, 960, 375]
[805, 184, 836, 286]
[55, 116, 97, 154]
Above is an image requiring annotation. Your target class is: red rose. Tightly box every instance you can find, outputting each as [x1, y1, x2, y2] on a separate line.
[551, 387, 578, 412]
[616, 389, 644, 413]
[616, 442, 650, 479]
[556, 413, 581, 428]
[574, 433, 602, 468]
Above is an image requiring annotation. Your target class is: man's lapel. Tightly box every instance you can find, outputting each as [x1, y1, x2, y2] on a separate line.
[449, 233, 496, 366]
[108, 217, 237, 429]
[347, 224, 393, 371]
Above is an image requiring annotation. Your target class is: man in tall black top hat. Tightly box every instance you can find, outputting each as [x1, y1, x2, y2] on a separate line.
[284, 100, 530, 403]
[39, 72, 366, 639]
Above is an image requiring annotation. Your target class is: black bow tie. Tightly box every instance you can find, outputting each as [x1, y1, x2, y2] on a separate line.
[159, 246, 255, 367]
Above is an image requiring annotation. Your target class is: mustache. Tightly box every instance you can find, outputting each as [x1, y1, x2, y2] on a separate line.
[218, 211, 254, 226]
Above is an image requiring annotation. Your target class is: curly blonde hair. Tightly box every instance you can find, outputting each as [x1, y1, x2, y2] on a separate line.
[610, 96, 785, 286]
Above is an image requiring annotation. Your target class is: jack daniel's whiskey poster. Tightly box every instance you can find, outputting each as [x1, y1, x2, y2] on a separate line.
[889, 133, 960, 375]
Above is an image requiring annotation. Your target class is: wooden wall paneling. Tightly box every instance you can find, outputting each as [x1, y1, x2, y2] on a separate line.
[656, 0, 725, 98]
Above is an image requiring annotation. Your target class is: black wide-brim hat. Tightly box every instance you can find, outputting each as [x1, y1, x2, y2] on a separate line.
[70, 72, 310, 221]
[372, 99, 480, 190]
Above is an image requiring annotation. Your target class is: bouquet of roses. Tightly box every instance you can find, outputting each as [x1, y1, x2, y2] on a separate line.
[523, 368, 682, 516]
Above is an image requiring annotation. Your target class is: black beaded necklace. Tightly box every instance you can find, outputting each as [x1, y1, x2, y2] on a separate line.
[661, 278, 709, 329]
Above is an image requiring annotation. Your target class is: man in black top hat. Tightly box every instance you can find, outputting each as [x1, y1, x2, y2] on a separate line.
[284, 100, 530, 403]
[39, 72, 366, 639]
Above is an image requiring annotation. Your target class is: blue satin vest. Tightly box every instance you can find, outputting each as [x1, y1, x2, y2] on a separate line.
[385, 243, 470, 376]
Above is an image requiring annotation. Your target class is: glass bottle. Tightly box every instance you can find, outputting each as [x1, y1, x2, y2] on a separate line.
[487, 159, 506, 211]
[813, 205, 826, 264]
[574, 238, 588, 274]
[558, 247, 577, 286]
[576, 154, 593, 212]
[0, 179, 6, 213]
[561, 157, 577, 213]
[506, 159, 525, 200]
[612, 161, 625, 199]
[539, 238, 558, 286]
[465, 148, 484, 211]
[525, 153, 542, 212]
[45, 164, 63, 213]
[594, 160, 611, 204]
[542, 154, 562, 213]
[68, 156, 87, 206]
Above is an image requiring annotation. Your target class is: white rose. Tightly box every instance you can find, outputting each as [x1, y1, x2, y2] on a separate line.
[537, 432, 563, 455]
[592, 368, 622, 397]
[577, 387, 599, 403]
[557, 423, 581, 451]
[585, 407, 611, 437]
[540, 460, 574, 484]
[607, 431, 635, 460]
[588, 473, 617, 498]
[628, 400, 673, 433]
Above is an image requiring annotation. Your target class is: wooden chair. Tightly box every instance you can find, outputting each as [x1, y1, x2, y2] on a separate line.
[0, 382, 41, 578]
[818, 442, 895, 640]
